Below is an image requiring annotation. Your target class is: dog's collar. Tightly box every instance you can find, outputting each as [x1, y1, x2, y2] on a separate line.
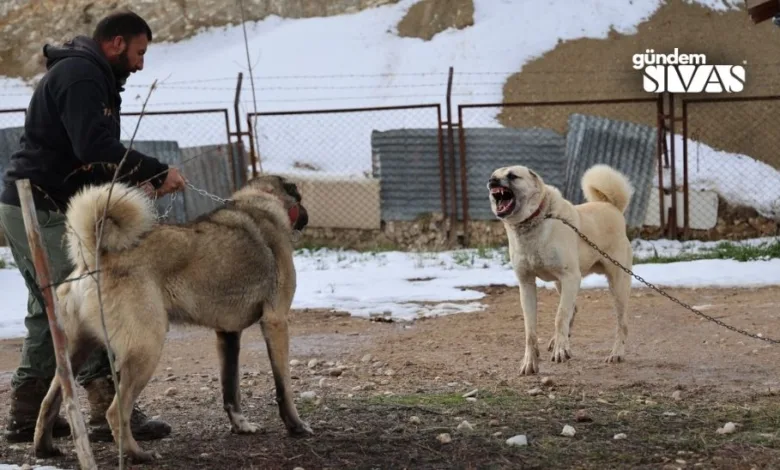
[516, 196, 546, 225]
[260, 189, 301, 227]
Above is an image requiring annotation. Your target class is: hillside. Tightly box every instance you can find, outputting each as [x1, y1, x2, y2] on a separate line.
[1, 0, 777, 236]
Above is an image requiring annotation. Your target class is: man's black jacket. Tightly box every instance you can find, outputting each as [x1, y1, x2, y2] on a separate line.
[0, 36, 168, 213]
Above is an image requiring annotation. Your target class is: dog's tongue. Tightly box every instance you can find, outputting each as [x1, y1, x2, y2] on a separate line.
[288, 204, 300, 226]
[498, 200, 511, 212]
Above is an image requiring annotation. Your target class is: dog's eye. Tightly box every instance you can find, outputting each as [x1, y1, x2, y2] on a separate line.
[507, 173, 518, 181]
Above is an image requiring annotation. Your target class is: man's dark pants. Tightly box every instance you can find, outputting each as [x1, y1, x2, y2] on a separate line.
[0, 201, 113, 389]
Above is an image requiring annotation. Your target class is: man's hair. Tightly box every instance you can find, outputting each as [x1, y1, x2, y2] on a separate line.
[92, 11, 152, 44]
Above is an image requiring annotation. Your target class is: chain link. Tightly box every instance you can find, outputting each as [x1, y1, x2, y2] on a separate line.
[185, 181, 234, 205]
[545, 214, 780, 345]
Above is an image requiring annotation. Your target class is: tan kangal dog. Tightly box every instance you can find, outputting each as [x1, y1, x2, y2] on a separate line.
[487, 164, 634, 375]
[34, 175, 313, 463]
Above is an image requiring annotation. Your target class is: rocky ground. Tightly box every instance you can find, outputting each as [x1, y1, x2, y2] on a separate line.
[1, 284, 779, 469]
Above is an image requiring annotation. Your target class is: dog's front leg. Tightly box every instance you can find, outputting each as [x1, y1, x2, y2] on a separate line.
[216, 331, 258, 434]
[517, 276, 540, 375]
[550, 272, 581, 363]
[259, 307, 313, 436]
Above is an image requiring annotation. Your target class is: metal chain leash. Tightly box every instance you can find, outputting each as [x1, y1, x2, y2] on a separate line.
[544, 214, 780, 345]
[184, 181, 234, 206]
[157, 181, 303, 241]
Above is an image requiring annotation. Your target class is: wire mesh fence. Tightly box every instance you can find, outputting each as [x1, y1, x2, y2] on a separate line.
[457, 99, 662, 239]
[248, 105, 444, 230]
[119, 109, 242, 221]
[682, 97, 780, 237]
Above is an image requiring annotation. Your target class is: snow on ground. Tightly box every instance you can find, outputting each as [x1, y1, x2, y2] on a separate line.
[2, 236, 779, 339]
[662, 133, 780, 221]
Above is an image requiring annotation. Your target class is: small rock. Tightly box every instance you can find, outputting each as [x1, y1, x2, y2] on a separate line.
[308, 359, 319, 369]
[164, 387, 177, 397]
[166, 367, 172, 371]
[293, 467, 305, 470]
[466, 397, 477, 402]
[541, 376, 554, 386]
[437, 433, 452, 444]
[489, 419, 500, 427]
[527, 387, 543, 396]
[300, 391, 317, 402]
[457, 420, 474, 432]
[492, 431, 503, 437]
[200, 453, 210, 458]
[327, 368, 343, 377]
[462, 389, 479, 398]
[409, 415, 421, 424]
[163, 375, 177, 382]
[672, 390, 682, 401]
[561, 425, 576, 437]
[663, 411, 678, 417]
[290, 359, 302, 367]
[574, 409, 592, 422]
[361, 354, 373, 363]
[613, 433, 627, 440]
[717, 422, 737, 434]
[351, 385, 363, 391]
[447, 381, 459, 387]
[384, 369, 395, 376]
[318, 378, 327, 388]
[506, 434, 528, 446]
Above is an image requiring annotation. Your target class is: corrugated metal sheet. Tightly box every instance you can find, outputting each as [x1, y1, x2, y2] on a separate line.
[371, 127, 567, 221]
[562, 113, 657, 227]
[180, 145, 234, 219]
[0, 127, 24, 196]
[371, 128, 444, 221]
[121, 140, 187, 224]
[458, 127, 567, 220]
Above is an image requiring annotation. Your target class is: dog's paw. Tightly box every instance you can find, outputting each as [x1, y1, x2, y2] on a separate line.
[606, 342, 625, 364]
[605, 354, 623, 363]
[549, 335, 572, 363]
[128, 449, 159, 464]
[232, 420, 260, 434]
[519, 353, 539, 375]
[34, 444, 64, 459]
[288, 420, 314, 437]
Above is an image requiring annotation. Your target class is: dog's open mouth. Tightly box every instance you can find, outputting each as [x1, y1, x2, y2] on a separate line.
[490, 186, 516, 217]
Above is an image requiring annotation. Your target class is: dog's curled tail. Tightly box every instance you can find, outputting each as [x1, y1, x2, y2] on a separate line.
[65, 182, 157, 269]
[581, 164, 634, 214]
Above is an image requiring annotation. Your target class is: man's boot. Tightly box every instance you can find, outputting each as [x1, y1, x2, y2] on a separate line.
[84, 377, 171, 442]
[4, 378, 71, 443]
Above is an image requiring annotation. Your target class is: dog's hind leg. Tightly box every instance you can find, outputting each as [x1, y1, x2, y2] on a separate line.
[259, 304, 313, 436]
[518, 276, 540, 375]
[105, 335, 165, 463]
[34, 337, 99, 458]
[548, 281, 579, 351]
[216, 330, 258, 434]
[550, 272, 581, 363]
[605, 264, 630, 363]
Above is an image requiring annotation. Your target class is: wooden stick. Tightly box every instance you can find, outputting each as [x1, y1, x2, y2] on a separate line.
[16, 178, 97, 470]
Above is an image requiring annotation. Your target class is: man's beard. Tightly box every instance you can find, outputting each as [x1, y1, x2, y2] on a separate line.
[110, 50, 132, 87]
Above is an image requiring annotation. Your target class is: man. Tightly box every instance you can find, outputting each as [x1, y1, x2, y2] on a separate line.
[0, 11, 185, 443]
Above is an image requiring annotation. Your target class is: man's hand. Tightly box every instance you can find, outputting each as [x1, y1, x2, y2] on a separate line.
[139, 182, 156, 198]
[156, 167, 187, 196]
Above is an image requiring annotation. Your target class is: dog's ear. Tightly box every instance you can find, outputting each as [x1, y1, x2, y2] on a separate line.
[528, 170, 539, 180]
[282, 181, 301, 202]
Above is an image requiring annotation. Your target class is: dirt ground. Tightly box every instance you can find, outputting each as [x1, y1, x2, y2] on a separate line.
[1, 284, 779, 469]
